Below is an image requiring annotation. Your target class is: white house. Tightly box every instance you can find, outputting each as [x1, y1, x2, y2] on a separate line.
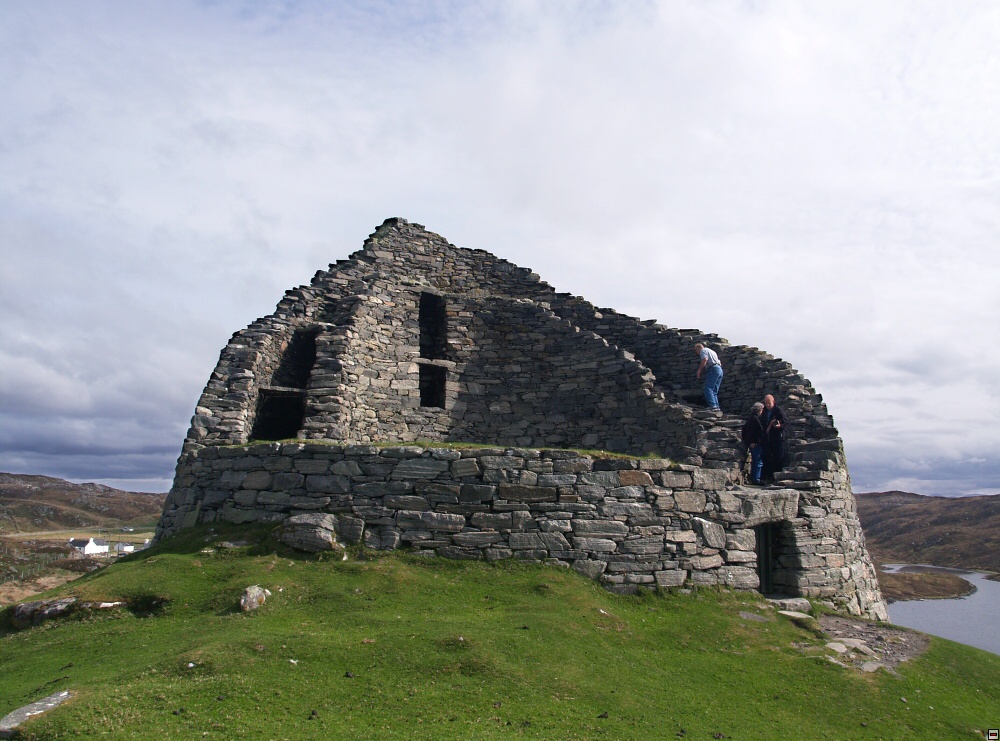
[68, 537, 109, 556]
[114, 542, 135, 554]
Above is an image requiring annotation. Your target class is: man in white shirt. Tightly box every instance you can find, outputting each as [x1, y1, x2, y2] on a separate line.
[694, 343, 723, 412]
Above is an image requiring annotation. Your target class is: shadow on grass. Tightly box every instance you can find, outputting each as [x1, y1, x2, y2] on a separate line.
[127, 523, 277, 559]
[0, 605, 15, 635]
[122, 591, 170, 618]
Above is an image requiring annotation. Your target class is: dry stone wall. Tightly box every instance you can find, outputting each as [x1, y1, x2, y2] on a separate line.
[160, 437, 885, 619]
[158, 218, 888, 620]
[318, 291, 699, 457]
[163, 443, 791, 590]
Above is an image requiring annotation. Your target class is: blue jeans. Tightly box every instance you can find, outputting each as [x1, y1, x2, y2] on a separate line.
[749, 444, 764, 483]
[703, 364, 723, 410]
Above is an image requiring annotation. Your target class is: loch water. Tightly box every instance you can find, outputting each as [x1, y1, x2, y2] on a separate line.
[883, 564, 1000, 656]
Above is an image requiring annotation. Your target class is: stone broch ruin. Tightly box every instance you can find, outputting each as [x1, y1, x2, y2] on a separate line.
[156, 218, 888, 621]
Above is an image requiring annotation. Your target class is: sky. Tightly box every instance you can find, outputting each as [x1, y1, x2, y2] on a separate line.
[1, 1, 998, 496]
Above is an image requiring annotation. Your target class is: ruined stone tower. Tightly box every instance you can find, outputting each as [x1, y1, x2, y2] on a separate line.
[156, 218, 888, 620]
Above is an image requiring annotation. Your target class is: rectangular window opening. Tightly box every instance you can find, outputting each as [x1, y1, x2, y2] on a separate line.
[249, 390, 306, 441]
[419, 364, 447, 408]
[419, 292, 447, 360]
[271, 329, 319, 389]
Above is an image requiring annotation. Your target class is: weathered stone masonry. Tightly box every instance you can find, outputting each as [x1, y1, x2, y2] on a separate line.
[157, 218, 888, 620]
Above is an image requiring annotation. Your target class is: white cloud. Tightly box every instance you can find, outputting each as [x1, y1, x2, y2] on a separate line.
[1, 0, 998, 494]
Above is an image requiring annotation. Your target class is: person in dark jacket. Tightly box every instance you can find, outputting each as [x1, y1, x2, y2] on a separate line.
[761, 394, 788, 481]
[741, 402, 766, 485]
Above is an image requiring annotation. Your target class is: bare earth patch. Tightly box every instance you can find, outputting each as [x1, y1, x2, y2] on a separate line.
[0, 570, 81, 607]
[819, 614, 929, 673]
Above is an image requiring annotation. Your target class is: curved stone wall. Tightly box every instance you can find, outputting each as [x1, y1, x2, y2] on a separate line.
[159, 437, 884, 619]
[157, 218, 888, 620]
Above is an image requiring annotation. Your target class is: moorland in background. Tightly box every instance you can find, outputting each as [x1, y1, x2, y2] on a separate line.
[0, 473, 165, 534]
[856, 491, 1000, 600]
[0, 473, 164, 605]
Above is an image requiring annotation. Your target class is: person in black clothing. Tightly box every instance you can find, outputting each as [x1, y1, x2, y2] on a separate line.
[761, 394, 788, 481]
[741, 402, 766, 485]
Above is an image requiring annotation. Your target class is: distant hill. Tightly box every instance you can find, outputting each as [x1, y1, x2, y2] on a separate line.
[0, 473, 165, 534]
[856, 490, 1000, 573]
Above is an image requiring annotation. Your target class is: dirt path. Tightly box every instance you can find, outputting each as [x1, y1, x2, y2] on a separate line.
[819, 614, 929, 673]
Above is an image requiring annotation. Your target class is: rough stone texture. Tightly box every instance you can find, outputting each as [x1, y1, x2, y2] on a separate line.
[11, 597, 78, 629]
[156, 218, 887, 621]
[0, 691, 74, 738]
[769, 596, 812, 614]
[240, 585, 270, 612]
[819, 614, 929, 673]
[9, 599, 124, 632]
[778, 610, 815, 621]
[336, 516, 365, 544]
[741, 490, 800, 527]
[157, 442, 884, 617]
[275, 513, 342, 552]
[692, 518, 726, 549]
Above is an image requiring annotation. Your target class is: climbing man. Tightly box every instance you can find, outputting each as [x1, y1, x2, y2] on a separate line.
[694, 343, 723, 411]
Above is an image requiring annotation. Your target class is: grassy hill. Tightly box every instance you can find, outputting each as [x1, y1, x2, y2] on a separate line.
[0, 473, 165, 534]
[856, 491, 1000, 572]
[1, 524, 997, 739]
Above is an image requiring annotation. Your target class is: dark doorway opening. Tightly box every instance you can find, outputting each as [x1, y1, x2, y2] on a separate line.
[271, 329, 319, 389]
[754, 523, 778, 594]
[419, 293, 447, 360]
[419, 364, 447, 408]
[250, 390, 306, 441]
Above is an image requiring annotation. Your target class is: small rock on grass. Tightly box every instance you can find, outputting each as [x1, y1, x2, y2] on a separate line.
[0, 691, 73, 735]
[12, 597, 78, 629]
[240, 585, 271, 612]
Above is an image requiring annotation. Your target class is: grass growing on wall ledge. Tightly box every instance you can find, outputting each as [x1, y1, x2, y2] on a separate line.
[1, 523, 997, 740]
[221, 439, 676, 462]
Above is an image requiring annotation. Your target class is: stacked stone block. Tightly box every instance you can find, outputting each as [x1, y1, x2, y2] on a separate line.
[163, 444, 787, 591]
[157, 218, 887, 620]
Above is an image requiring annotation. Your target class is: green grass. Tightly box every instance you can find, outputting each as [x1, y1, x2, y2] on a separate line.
[1, 524, 997, 740]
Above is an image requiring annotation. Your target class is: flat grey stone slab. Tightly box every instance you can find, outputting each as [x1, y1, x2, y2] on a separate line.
[768, 596, 812, 613]
[0, 690, 73, 738]
[777, 609, 815, 621]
